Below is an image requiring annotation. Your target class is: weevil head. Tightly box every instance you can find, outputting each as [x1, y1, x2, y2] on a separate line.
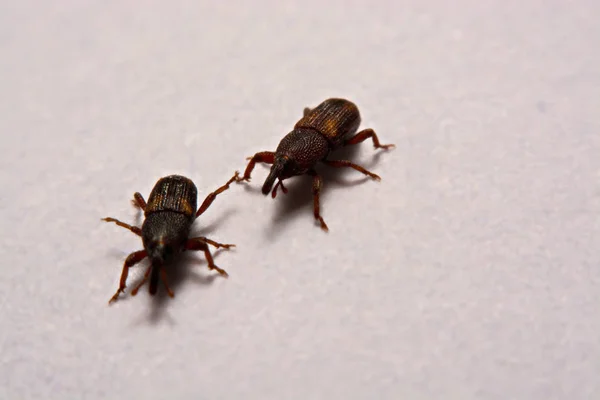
[147, 239, 176, 265]
[262, 155, 296, 195]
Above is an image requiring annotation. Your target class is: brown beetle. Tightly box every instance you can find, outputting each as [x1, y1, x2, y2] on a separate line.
[237, 98, 394, 231]
[102, 172, 239, 304]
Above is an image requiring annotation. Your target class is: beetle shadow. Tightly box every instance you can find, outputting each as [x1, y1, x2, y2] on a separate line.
[147, 249, 230, 325]
[122, 248, 231, 326]
[191, 207, 237, 237]
[264, 144, 389, 239]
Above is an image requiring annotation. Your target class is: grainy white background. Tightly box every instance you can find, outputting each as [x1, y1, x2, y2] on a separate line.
[0, 1, 599, 399]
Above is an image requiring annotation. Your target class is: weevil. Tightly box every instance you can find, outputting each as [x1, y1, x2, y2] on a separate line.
[102, 172, 239, 304]
[237, 98, 394, 231]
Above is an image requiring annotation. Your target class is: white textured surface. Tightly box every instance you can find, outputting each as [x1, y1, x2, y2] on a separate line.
[1, 1, 599, 399]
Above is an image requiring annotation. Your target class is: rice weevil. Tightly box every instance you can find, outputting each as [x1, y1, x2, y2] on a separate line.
[102, 172, 239, 304]
[237, 98, 394, 231]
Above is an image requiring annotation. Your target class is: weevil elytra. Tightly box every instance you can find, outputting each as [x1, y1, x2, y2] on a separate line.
[237, 98, 394, 231]
[102, 172, 239, 304]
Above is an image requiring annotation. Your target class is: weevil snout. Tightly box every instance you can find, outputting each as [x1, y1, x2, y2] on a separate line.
[262, 158, 287, 195]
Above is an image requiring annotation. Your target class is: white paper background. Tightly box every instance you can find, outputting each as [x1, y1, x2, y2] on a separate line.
[1, 1, 599, 399]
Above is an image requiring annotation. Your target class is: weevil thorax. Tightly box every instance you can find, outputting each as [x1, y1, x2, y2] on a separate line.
[142, 175, 198, 263]
[142, 211, 193, 264]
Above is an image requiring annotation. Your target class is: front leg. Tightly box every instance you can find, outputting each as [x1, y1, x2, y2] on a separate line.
[102, 217, 142, 236]
[238, 151, 275, 182]
[185, 238, 231, 277]
[344, 128, 395, 150]
[130, 266, 152, 296]
[196, 171, 240, 218]
[271, 179, 288, 198]
[108, 250, 147, 304]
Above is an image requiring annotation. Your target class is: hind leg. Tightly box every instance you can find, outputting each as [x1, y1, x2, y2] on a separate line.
[131, 192, 147, 210]
[344, 128, 395, 150]
[322, 159, 381, 181]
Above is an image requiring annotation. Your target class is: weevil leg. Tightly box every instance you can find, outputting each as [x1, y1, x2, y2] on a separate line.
[303, 107, 312, 117]
[102, 217, 142, 236]
[344, 128, 395, 150]
[109, 250, 147, 304]
[130, 265, 152, 296]
[308, 170, 329, 232]
[271, 179, 288, 198]
[160, 266, 174, 298]
[184, 238, 229, 277]
[188, 236, 235, 249]
[239, 151, 275, 182]
[131, 192, 147, 210]
[196, 171, 240, 218]
[322, 159, 381, 181]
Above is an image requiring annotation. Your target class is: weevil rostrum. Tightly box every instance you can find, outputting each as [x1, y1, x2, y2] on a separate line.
[102, 172, 239, 304]
[236, 98, 394, 231]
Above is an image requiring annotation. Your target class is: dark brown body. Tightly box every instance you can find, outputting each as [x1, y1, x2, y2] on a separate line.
[238, 98, 394, 231]
[103, 172, 239, 304]
[142, 176, 198, 293]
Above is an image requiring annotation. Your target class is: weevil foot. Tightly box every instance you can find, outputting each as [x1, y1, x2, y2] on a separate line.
[212, 242, 235, 249]
[209, 265, 229, 278]
[108, 288, 125, 304]
[316, 217, 329, 232]
[377, 143, 396, 150]
[235, 174, 251, 183]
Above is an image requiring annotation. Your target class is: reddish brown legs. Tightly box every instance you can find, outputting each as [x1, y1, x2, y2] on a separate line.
[322, 159, 381, 181]
[344, 128, 395, 150]
[131, 192, 147, 210]
[190, 236, 235, 250]
[131, 266, 152, 296]
[308, 170, 328, 232]
[239, 151, 275, 182]
[271, 179, 288, 198]
[109, 250, 147, 304]
[196, 171, 240, 218]
[160, 267, 174, 298]
[185, 237, 233, 277]
[102, 217, 142, 236]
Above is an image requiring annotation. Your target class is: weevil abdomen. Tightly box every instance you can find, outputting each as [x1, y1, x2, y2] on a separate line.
[294, 98, 361, 147]
[145, 175, 198, 218]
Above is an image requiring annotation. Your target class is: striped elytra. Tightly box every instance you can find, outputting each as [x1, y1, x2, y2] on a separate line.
[145, 175, 198, 218]
[295, 98, 361, 147]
